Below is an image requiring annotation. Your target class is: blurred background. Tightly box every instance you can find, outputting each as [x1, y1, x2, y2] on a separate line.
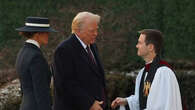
[0, 0, 194, 110]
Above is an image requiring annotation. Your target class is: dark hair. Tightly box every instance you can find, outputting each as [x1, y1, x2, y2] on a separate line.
[19, 32, 37, 38]
[138, 29, 163, 54]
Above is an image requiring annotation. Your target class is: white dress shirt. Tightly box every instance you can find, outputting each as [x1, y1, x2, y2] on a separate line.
[75, 34, 96, 59]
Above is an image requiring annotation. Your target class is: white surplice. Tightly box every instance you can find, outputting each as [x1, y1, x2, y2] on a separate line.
[120, 66, 182, 110]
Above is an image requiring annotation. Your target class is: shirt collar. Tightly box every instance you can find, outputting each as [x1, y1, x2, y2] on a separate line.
[145, 60, 153, 71]
[26, 39, 40, 48]
[74, 33, 87, 49]
[146, 60, 153, 65]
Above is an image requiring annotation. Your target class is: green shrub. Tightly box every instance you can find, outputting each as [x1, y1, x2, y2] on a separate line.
[1, 71, 195, 110]
[0, 0, 194, 70]
[1, 97, 21, 110]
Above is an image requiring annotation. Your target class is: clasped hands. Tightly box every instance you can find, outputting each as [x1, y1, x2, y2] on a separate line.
[111, 97, 127, 109]
[90, 97, 127, 110]
[90, 100, 103, 110]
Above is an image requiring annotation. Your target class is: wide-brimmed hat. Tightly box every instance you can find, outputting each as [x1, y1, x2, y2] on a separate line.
[16, 17, 57, 32]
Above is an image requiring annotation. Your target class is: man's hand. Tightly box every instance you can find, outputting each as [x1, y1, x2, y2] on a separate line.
[111, 97, 127, 109]
[90, 100, 103, 110]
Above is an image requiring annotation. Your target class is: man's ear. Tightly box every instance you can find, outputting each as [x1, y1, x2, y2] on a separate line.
[75, 29, 81, 36]
[148, 43, 154, 52]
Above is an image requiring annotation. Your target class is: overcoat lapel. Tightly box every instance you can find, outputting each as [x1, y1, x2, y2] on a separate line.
[71, 34, 102, 77]
[90, 44, 104, 76]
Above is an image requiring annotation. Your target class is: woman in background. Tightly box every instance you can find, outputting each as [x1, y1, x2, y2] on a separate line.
[15, 16, 56, 110]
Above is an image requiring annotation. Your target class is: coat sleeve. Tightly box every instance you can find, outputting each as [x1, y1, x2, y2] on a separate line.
[120, 69, 145, 110]
[54, 46, 94, 110]
[30, 54, 52, 110]
[146, 67, 182, 110]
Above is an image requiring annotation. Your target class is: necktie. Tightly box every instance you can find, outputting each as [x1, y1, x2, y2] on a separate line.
[87, 46, 106, 108]
[86, 46, 96, 65]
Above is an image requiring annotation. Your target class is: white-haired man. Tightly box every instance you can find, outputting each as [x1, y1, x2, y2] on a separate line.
[53, 12, 106, 110]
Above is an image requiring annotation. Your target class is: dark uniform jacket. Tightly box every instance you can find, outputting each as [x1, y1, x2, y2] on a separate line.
[16, 42, 51, 110]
